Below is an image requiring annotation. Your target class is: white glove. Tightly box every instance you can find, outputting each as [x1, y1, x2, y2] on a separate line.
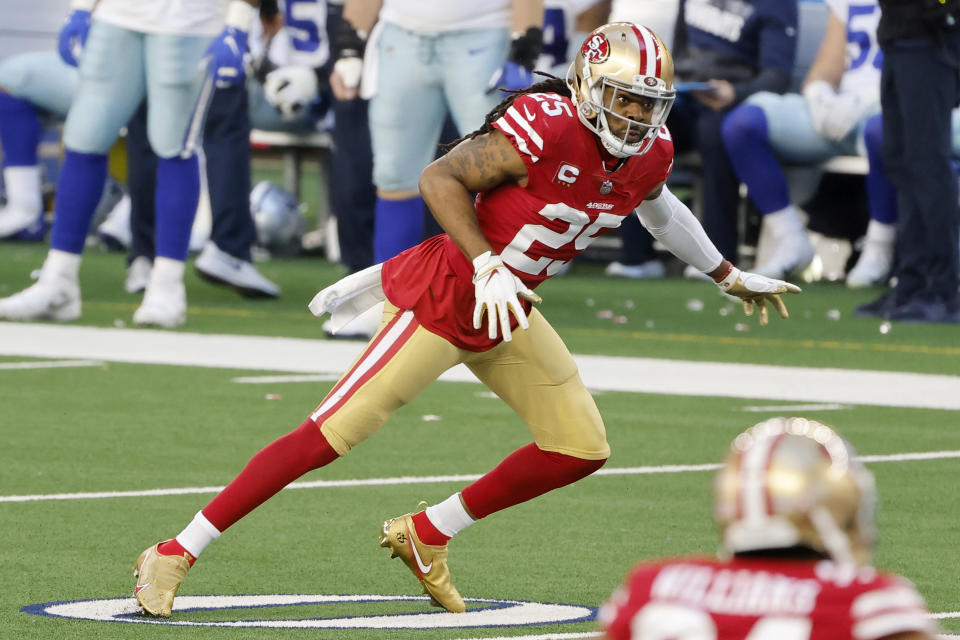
[264, 66, 319, 120]
[819, 91, 870, 141]
[308, 263, 385, 333]
[715, 266, 801, 326]
[332, 56, 363, 89]
[804, 81, 840, 140]
[472, 251, 541, 342]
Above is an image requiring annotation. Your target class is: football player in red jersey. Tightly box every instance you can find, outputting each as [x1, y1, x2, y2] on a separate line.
[599, 417, 939, 640]
[131, 23, 801, 619]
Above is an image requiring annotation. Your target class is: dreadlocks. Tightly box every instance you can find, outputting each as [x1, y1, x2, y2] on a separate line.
[448, 73, 572, 149]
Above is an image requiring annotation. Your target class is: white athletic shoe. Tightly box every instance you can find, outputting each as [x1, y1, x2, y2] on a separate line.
[125, 256, 153, 294]
[0, 276, 80, 321]
[604, 260, 666, 280]
[752, 232, 815, 279]
[846, 240, 894, 289]
[133, 280, 186, 328]
[96, 193, 132, 250]
[0, 204, 42, 239]
[194, 242, 280, 298]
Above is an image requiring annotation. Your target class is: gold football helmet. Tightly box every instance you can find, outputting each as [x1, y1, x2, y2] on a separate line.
[714, 417, 877, 566]
[566, 22, 676, 157]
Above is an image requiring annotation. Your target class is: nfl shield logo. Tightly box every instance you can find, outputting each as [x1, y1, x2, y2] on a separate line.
[600, 180, 613, 194]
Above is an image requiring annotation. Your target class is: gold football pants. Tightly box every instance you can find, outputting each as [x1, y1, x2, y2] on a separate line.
[311, 302, 609, 460]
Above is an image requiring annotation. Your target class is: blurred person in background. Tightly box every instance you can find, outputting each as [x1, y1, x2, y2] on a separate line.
[329, 0, 545, 267]
[599, 416, 939, 640]
[854, 0, 960, 323]
[250, 0, 378, 277]
[0, 0, 259, 327]
[0, 51, 78, 241]
[722, 0, 884, 284]
[852, 106, 960, 293]
[604, 0, 797, 281]
[123, 0, 347, 300]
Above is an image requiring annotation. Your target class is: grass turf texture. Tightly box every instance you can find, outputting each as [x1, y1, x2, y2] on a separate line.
[1, 359, 959, 638]
[1, 242, 958, 375]
[1, 233, 959, 637]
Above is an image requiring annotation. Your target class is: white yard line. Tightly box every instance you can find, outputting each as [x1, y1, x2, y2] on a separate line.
[1, 322, 958, 409]
[3, 450, 959, 504]
[0, 359, 104, 370]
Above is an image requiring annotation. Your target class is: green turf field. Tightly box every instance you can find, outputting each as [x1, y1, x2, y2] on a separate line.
[1, 239, 959, 639]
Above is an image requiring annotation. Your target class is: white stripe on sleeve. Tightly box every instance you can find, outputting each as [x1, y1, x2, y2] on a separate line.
[852, 610, 934, 640]
[505, 105, 545, 151]
[852, 586, 927, 618]
[494, 116, 540, 163]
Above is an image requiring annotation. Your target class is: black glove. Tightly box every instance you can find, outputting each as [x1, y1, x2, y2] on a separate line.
[507, 26, 544, 71]
[333, 16, 367, 61]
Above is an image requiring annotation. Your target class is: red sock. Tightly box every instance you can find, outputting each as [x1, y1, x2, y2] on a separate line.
[412, 511, 450, 546]
[157, 539, 196, 566]
[202, 419, 339, 532]
[461, 443, 606, 519]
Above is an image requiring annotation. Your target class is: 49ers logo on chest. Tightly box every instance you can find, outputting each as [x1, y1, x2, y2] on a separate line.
[581, 34, 609, 63]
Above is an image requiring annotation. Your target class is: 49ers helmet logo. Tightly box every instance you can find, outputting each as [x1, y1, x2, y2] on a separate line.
[581, 33, 610, 63]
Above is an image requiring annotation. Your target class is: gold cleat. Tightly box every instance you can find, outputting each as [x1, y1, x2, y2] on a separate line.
[379, 508, 465, 613]
[133, 541, 192, 617]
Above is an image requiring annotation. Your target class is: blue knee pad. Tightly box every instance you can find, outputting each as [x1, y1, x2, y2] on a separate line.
[154, 154, 200, 261]
[374, 196, 424, 263]
[0, 92, 42, 166]
[722, 104, 791, 214]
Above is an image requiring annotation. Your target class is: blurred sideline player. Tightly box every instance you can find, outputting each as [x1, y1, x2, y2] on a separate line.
[599, 417, 938, 640]
[249, 0, 378, 277]
[0, 52, 77, 240]
[125, 0, 337, 300]
[605, 0, 798, 281]
[0, 0, 258, 327]
[0, 46, 277, 297]
[329, 0, 545, 267]
[723, 0, 885, 285]
[130, 23, 800, 618]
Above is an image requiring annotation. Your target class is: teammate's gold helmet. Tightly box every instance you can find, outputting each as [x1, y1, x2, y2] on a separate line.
[714, 417, 877, 566]
[566, 22, 675, 157]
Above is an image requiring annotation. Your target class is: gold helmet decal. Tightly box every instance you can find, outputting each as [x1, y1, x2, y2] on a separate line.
[567, 23, 676, 157]
[714, 418, 877, 566]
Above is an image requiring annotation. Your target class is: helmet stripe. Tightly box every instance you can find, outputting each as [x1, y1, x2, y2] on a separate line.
[631, 24, 661, 79]
[738, 432, 783, 523]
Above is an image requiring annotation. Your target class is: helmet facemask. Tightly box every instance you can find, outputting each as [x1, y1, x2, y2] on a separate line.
[566, 23, 676, 158]
[573, 70, 674, 157]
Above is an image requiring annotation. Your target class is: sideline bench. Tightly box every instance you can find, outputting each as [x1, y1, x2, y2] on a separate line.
[249, 128, 334, 240]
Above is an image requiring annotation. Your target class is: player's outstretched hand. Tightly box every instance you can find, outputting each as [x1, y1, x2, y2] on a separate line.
[715, 266, 801, 326]
[472, 251, 541, 342]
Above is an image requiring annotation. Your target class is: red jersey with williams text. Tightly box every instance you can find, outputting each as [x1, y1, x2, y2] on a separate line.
[600, 555, 937, 640]
[382, 92, 673, 351]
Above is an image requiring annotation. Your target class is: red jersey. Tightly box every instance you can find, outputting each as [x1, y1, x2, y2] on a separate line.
[381, 92, 674, 351]
[600, 555, 936, 640]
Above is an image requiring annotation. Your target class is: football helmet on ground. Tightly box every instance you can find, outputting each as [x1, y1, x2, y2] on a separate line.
[714, 417, 877, 566]
[250, 181, 306, 255]
[566, 23, 676, 157]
